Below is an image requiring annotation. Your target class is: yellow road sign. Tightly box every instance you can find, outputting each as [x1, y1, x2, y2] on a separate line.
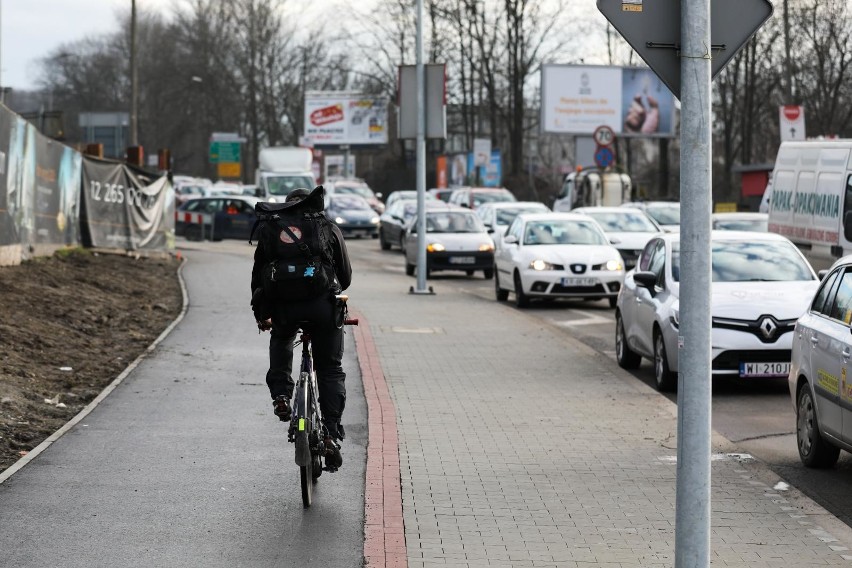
[217, 162, 241, 178]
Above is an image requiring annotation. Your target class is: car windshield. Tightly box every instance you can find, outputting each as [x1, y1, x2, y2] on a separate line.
[496, 205, 547, 226]
[336, 185, 374, 199]
[331, 195, 372, 211]
[426, 212, 484, 233]
[523, 220, 607, 246]
[473, 191, 515, 206]
[713, 218, 769, 232]
[646, 205, 680, 225]
[671, 240, 815, 282]
[266, 175, 314, 196]
[584, 211, 658, 232]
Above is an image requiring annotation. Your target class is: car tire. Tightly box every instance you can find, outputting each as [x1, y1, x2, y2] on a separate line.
[399, 236, 406, 254]
[405, 262, 415, 276]
[615, 313, 642, 369]
[185, 225, 202, 241]
[514, 271, 530, 308]
[495, 269, 509, 301]
[797, 385, 840, 468]
[466, 270, 475, 276]
[653, 330, 677, 391]
[483, 267, 494, 280]
[608, 296, 617, 309]
[380, 230, 391, 251]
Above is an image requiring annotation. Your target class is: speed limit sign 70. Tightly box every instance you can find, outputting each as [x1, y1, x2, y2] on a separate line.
[593, 125, 615, 147]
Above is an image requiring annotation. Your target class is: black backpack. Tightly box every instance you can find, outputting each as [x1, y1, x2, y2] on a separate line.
[251, 197, 337, 302]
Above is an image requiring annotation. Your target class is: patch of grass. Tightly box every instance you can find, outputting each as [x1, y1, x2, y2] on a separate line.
[54, 246, 91, 259]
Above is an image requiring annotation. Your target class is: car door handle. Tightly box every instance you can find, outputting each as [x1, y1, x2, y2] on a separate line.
[843, 348, 851, 360]
[811, 336, 819, 345]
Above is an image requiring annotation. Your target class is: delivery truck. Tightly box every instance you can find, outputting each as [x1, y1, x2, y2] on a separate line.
[254, 147, 316, 202]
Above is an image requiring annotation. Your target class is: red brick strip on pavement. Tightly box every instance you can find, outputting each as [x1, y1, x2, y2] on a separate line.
[353, 311, 407, 568]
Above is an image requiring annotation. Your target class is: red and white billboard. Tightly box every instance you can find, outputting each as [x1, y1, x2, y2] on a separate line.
[303, 92, 388, 145]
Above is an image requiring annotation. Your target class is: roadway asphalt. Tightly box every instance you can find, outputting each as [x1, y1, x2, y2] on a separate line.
[0, 244, 367, 568]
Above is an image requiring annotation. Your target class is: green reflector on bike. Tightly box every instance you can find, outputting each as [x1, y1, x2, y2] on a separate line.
[299, 418, 305, 431]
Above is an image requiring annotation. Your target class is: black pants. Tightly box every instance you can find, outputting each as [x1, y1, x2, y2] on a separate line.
[267, 295, 346, 430]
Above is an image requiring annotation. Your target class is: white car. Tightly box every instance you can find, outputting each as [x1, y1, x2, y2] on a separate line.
[572, 206, 663, 270]
[616, 231, 819, 391]
[476, 201, 551, 243]
[621, 201, 680, 232]
[789, 255, 852, 468]
[494, 212, 626, 308]
[711, 212, 768, 232]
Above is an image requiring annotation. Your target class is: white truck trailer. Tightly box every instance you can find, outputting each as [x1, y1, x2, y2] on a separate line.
[255, 147, 316, 202]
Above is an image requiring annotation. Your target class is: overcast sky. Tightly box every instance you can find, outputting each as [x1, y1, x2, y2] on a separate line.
[3, 0, 602, 92]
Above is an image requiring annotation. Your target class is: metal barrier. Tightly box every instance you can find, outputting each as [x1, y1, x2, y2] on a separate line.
[175, 211, 215, 240]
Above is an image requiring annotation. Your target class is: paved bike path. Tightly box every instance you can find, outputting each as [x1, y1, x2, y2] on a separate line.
[345, 240, 852, 568]
[0, 247, 367, 567]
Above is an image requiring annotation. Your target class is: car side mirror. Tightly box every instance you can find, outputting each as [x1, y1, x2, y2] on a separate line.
[633, 271, 658, 293]
[392, 215, 403, 222]
[255, 188, 264, 197]
[487, 228, 495, 234]
[503, 235, 518, 245]
[609, 237, 621, 245]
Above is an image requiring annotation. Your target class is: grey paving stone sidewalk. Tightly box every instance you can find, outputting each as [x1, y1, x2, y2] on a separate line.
[348, 261, 852, 568]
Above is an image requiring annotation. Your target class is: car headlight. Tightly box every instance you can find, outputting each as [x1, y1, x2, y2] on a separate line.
[530, 259, 556, 271]
[479, 243, 494, 252]
[605, 259, 624, 271]
[334, 216, 346, 224]
[427, 243, 446, 252]
[268, 197, 278, 203]
[370, 217, 380, 224]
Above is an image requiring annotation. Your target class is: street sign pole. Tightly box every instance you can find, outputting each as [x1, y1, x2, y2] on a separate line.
[411, 0, 432, 295]
[676, 0, 712, 565]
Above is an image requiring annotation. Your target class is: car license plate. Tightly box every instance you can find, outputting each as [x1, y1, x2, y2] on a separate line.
[449, 256, 476, 264]
[561, 277, 597, 287]
[739, 362, 791, 377]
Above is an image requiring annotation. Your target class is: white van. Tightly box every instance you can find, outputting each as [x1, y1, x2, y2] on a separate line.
[767, 141, 852, 267]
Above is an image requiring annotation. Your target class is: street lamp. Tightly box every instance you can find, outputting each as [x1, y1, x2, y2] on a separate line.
[130, 0, 138, 146]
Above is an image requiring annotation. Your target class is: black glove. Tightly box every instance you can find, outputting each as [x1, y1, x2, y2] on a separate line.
[251, 288, 272, 322]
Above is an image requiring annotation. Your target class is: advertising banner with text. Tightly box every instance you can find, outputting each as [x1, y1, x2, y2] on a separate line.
[0, 104, 83, 264]
[80, 157, 174, 251]
[304, 92, 389, 145]
[541, 65, 676, 137]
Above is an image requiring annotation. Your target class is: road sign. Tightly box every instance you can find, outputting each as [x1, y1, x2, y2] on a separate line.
[779, 105, 805, 141]
[209, 141, 241, 164]
[593, 125, 616, 147]
[596, 0, 773, 99]
[217, 162, 241, 178]
[594, 146, 615, 168]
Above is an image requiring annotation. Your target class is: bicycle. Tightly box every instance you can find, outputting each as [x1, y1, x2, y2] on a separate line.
[287, 294, 358, 508]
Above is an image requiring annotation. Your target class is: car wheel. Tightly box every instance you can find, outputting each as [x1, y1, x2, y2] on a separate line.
[405, 262, 415, 276]
[185, 225, 202, 241]
[495, 269, 509, 301]
[797, 385, 840, 468]
[380, 230, 391, 250]
[615, 313, 642, 369]
[514, 271, 530, 308]
[653, 330, 677, 391]
[466, 269, 475, 276]
[608, 296, 617, 309]
[483, 267, 494, 280]
[399, 236, 406, 254]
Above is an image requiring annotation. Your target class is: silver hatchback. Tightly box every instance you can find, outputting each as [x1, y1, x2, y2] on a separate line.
[790, 255, 852, 468]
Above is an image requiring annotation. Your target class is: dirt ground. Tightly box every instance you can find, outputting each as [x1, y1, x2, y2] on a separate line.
[0, 249, 182, 472]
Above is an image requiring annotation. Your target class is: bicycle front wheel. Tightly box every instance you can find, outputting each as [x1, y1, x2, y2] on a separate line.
[300, 460, 313, 507]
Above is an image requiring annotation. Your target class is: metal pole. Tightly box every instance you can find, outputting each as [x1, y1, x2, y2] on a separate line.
[130, 0, 138, 147]
[675, 0, 712, 565]
[412, 0, 430, 293]
[343, 145, 351, 179]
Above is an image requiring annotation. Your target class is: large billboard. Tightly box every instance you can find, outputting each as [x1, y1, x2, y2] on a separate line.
[304, 92, 388, 145]
[541, 65, 676, 137]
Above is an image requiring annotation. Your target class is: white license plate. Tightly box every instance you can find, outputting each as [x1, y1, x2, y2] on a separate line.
[739, 362, 791, 377]
[561, 277, 598, 287]
[449, 256, 476, 264]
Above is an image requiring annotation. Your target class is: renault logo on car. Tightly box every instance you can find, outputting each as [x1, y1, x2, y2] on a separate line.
[759, 317, 777, 339]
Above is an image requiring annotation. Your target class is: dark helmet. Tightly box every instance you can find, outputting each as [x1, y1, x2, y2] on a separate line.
[285, 188, 311, 202]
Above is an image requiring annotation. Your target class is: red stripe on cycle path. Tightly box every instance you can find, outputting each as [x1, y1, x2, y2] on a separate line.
[353, 312, 407, 568]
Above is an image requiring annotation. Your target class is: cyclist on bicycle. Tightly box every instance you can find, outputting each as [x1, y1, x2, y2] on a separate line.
[250, 186, 352, 468]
